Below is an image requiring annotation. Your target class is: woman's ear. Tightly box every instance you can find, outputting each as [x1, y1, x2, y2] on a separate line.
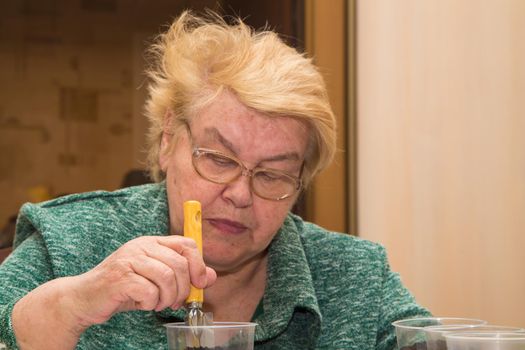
[158, 109, 174, 172]
[158, 131, 171, 172]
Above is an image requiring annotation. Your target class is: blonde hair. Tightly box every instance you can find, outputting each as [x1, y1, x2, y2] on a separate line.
[144, 10, 336, 187]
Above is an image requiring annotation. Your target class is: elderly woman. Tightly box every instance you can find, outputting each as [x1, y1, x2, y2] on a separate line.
[0, 11, 429, 350]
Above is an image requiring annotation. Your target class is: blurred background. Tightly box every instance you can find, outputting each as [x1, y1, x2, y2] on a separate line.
[1, 0, 524, 327]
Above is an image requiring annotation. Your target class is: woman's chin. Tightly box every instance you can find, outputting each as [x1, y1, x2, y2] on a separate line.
[206, 260, 240, 274]
[204, 248, 268, 274]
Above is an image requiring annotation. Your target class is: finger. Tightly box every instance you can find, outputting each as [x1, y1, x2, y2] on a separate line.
[130, 256, 182, 311]
[119, 272, 161, 312]
[141, 240, 196, 303]
[142, 243, 188, 271]
[205, 267, 217, 287]
[130, 237, 206, 308]
[156, 236, 209, 288]
[164, 253, 191, 309]
[154, 235, 197, 252]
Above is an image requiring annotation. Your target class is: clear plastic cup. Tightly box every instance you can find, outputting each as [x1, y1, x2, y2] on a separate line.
[444, 325, 525, 333]
[392, 317, 486, 350]
[445, 332, 525, 350]
[428, 325, 525, 350]
[424, 323, 506, 350]
[164, 322, 257, 350]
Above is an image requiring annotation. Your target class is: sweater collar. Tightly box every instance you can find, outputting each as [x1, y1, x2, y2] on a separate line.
[253, 214, 321, 343]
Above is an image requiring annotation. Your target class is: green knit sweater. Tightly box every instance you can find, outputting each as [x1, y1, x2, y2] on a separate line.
[0, 183, 429, 349]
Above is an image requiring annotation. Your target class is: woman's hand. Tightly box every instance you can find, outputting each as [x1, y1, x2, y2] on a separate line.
[72, 235, 217, 325]
[12, 235, 216, 350]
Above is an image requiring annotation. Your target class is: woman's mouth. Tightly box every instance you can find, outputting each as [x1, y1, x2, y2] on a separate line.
[206, 218, 248, 235]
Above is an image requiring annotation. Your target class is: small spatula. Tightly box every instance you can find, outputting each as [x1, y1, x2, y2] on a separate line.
[183, 200, 213, 347]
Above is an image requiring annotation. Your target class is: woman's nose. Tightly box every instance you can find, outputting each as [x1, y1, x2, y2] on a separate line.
[221, 174, 253, 208]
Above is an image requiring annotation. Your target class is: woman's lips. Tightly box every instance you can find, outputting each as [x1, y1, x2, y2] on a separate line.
[207, 218, 248, 235]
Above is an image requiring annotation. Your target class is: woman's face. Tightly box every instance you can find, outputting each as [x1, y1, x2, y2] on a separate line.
[159, 91, 309, 272]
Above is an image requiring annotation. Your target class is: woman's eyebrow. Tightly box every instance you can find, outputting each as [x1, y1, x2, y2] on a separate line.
[202, 127, 301, 162]
[262, 152, 301, 162]
[203, 127, 237, 153]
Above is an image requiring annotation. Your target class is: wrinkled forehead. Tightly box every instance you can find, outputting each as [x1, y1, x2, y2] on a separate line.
[192, 114, 309, 161]
[184, 90, 309, 157]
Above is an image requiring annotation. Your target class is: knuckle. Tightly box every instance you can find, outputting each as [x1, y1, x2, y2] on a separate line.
[125, 236, 153, 249]
[142, 285, 159, 305]
[102, 259, 132, 281]
[171, 252, 188, 266]
[160, 267, 176, 282]
[182, 237, 198, 249]
[173, 257, 189, 275]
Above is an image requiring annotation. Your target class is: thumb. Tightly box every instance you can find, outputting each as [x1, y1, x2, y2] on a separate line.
[204, 267, 217, 288]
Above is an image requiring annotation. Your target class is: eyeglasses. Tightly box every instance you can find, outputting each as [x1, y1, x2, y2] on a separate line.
[191, 147, 303, 201]
[192, 148, 302, 201]
[178, 122, 303, 201]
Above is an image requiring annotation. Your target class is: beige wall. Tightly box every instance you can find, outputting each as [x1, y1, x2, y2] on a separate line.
[357, 0, 525, 326]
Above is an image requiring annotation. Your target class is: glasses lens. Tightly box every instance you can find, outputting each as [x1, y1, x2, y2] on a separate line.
[252, 170, 297, 200]
[193, 149, 301, 200]
[193, 150, 241, 183]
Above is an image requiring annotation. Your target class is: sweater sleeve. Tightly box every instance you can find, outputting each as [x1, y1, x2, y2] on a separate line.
[0, 232, 56, 349]
[375, 250, 432, 350]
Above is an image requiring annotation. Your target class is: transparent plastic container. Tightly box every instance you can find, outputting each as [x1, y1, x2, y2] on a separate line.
[165, 322, 257, 350]
[392, 317, 486, 350]
[446, 332, 525, 350]
[423, 318, 523, 350]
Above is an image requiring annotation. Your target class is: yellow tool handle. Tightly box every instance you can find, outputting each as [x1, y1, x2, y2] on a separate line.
[183, 200, 204, 304]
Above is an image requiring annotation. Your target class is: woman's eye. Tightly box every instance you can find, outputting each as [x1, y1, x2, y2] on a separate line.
[208, 154, 236, 167]
[258, 171, 281, 182]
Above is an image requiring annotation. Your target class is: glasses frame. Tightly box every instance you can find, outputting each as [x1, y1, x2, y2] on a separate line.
[191, 147, 303, 201]
[179, 121, 304, 201]
[175, 116, 304, 201]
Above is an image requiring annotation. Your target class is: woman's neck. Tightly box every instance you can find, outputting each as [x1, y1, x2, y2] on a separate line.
[203, 251, 268, 321]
